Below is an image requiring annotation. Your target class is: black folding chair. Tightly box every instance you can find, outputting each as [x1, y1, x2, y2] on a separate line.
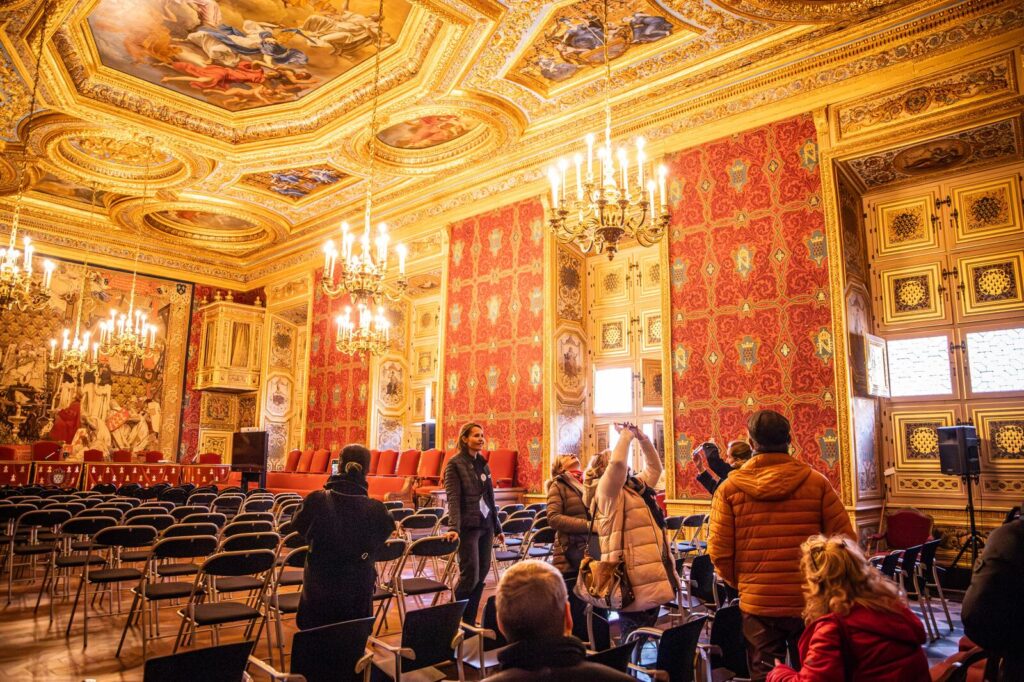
[170, 505, 210, 522]
[266, 544, 308, 668]
[626, 614, 709, 682]
[250, 616, 375, 682]
[699, 601, 749, 680]
[459, 595, 508, 675]
[7, 508, 71, 603]
[143, 640, 254, 682]
[586, 642, 635, 675]
[391, 536, 459, 623]
[36, 515, 115, 620]
[370, 600, 468, 681]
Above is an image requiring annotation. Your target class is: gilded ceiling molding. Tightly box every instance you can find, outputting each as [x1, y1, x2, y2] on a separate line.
[109, 193, 290, 257]
[833, 53, 1018, 141]
[25, 115, 212, 193]
[709, 0, 910, 23]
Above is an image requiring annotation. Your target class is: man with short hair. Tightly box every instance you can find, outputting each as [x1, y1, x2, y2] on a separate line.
[484, 560, 632, 681]
[708, 410, 854, 682]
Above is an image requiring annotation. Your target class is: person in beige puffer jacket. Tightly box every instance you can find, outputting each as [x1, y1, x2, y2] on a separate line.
[591, 424, 678, 642]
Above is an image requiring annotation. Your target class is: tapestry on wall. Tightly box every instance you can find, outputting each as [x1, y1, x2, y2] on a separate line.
[667, 114, 841, 498]
[0, 260, 192, 457]
[442, 197, 545, 492]
[305, 272, 369, 451]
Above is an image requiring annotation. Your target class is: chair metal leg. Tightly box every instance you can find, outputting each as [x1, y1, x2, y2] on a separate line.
[932, 566, 953, 631]
[66, 578, 84, 638]
[115, 592, 139, 657]
[33, 560, 52, 613]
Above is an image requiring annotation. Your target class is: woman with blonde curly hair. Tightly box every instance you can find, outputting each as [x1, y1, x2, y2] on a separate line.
[767, 534, 930, 682]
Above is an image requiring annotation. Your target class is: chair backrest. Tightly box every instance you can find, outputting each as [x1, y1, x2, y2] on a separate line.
[219, 531, 280, 552]
[295, 448, 315, 473]
[76, 508, 123, 521]
[396, 449, 421, 477]
[383, 500, 405, 511]
[172, 505, 212, 521]
[201, 548, 276, 577]
[95, 525, 159, 549]
[181, 512, 227, 528]
[140, 501, 176, 512]
[83, 449, 105, 462]
[709, 603, 748, 676]
[688, 554, 718, 606]
[0, 445, 16, 459]
[585, 642, 634, 674]
[127, 514, 175, 531]
[527, 526, 556, 545]
[500, 503, 524, 514]
[877, 551, 902, 578]
[525, 502, 547, 513]
[390, 508, 414, 523]
[885, 509, 933, 549]
[234, 512, 274, 524]
[31, 441, 62, 461]
[408, 535, 459, 559]
[153, 535, 219, 561]
[222, 520, 275, 537]
[197, 452, 222, 465]
[242, 498, 274, 513]
[143, 451, 163, 463]
[369, 449, 381, 475]
[377, 538, 408, 563]
[290, 617, 375, 682]
[508, 509, 536, 521]
[283, 449, 302, 473]
[919, 538, 941, 572]
[110, 450, 133, 463]
[377, 450, 399, 475]
[0, 503, 36, 523]
[401, 600, 468, 672]
[479, 595, 508, 651]
[401, 514, 439, 531]
[416, 449, 444, 479]
[501, 518, 533, 535]
[488, 449, 517, 487]
[310, 449, 332, 474]
[654, 615, 708, 682]
[143, 640, 254, 682]
[61, 515, 118, 537]
[17, 509, 72, 530]
[164, 522, 220, 539]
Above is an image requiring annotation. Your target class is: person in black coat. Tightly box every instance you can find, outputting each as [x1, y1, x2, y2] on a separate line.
[692, 440, 751, 495]
[443, 422, 502, 625]
[292, 444, 395, 630]
[961, 501, 1024, 681]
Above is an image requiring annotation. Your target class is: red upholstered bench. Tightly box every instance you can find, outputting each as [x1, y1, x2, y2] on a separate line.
[368, 475, 414, 503]
[265, 447, 332, 496]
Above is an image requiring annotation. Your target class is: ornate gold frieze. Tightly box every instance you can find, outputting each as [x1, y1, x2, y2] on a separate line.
[834, 54, 1017, 140]
[713, 0, 909, 23]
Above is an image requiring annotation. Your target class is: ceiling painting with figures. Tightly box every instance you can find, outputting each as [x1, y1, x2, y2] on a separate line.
[85, 0, 411, 112]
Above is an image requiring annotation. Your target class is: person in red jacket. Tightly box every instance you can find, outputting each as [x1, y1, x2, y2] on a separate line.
[767, 534, 930, 682]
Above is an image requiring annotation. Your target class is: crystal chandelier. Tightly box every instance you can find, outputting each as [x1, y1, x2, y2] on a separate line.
[321, 0, 406, 310]
[335, 303, 390, 356]
[1, 7, 56, 311]
[99, 139, 158, 363]
[546, 0, 670, 260]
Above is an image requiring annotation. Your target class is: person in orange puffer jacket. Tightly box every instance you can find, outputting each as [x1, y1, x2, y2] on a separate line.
[708, 410, 854, 682]
[767, 535, 930, 682]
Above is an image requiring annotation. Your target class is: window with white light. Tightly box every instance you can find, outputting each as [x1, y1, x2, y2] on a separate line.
[966, 327, 1024, 393]
[594, 366, 633, 415]
[887, 336, 953, 397]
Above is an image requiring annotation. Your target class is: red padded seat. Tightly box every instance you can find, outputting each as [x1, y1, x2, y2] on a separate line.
[32, 441, 62, 461]
[310, 449, 332, 474]
[295, 449, 315, 473]
[112, 450, 134, 463]
[395, 450, 421, 477]
[416, 449, 444, 483]
[487, 449, 517, 488]
[377, 450, 399, 476]
[284, 449, 302, 473]
[369, 450, 381, 475]
[83, 449, 105, 462]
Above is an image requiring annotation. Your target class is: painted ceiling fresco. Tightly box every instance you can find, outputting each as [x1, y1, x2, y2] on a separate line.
[240, 165, 349, 201]
[377, 115, 479, 150]
[85, 0, 411, 111]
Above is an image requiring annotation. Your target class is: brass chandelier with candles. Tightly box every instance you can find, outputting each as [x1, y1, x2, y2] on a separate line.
[1, 7, 56, 312]
[49, 211, 99, 381]
[547, 0, 670, 260]
[319, 0, 402, 356]
[98, 138, 159, 364]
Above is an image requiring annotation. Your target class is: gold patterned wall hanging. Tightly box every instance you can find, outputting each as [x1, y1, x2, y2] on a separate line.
[595, 314, 629, 357]
[972, 406, 1024, 468]
[878, 261, 947, 328]
[956, 250, 1024, 316]
[950, 175, 1022, 244]
[891, 408, 957, 470]
[873, 195, 939, 257]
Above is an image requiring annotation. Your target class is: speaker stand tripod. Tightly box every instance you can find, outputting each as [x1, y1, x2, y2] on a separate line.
[951, 472, 985, 569]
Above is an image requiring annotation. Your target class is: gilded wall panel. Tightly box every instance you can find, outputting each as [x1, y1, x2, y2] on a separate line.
[956, 249, 1024, 317]
[949, 175, 1023, 244]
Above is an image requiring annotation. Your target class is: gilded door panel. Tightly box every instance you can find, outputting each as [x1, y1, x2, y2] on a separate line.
[640, 309, 662, 354]
[888, 406, 958, 470]
[637, 252, 662, 299]
[971, 404, 1024, 469]
[876, 259, 949, 329]
[955, 249, 1024, 318]
[593, 312, 630, 358]
[949, 175, 1023, 245]
[872, 194, 939, 257]
[591, 259, 630, 308]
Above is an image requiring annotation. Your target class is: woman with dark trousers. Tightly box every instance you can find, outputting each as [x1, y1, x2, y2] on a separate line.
[443, 422, 503, 625]
[292, 444, 395, 630]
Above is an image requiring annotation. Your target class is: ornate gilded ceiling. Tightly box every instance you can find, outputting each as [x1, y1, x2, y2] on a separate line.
[0, 0, 1021, 286]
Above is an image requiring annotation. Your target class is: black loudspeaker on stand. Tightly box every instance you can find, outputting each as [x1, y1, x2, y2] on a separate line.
[937, 425, 984, 569]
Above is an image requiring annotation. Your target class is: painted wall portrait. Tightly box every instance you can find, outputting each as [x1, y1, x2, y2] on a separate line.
[378, 360, 404, 410]
[376, 114, 479, 150]
[86, 0, 412, 112]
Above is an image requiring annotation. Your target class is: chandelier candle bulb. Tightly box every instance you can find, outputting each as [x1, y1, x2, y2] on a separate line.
[658, 165, 667, 210]
[396, 244, 407, 275]
[648, 180, 656, 212]
[585, 134, 595, 182]
[574, 154, 583, 201]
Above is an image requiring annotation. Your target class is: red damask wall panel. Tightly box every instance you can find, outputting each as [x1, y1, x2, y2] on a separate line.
[304, 272, 369, 451]
[668, 114, 840, 498]
[179, 286, 263, 462]
[442, 197, 546, 492]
